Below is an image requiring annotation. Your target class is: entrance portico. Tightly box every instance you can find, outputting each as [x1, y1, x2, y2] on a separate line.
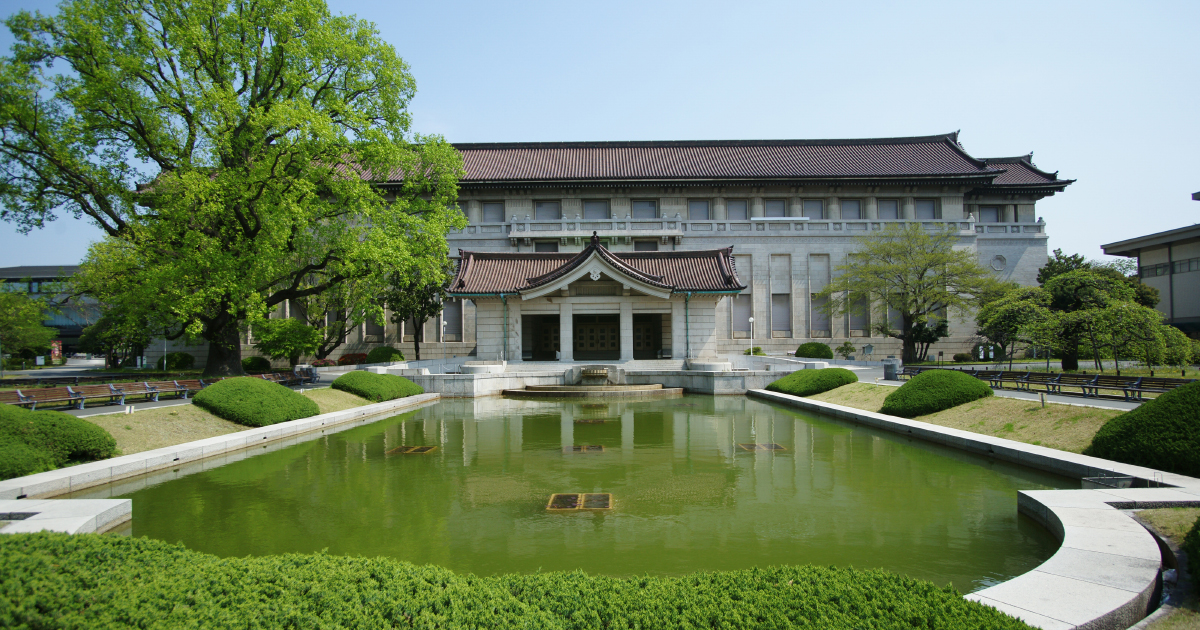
[449, 233, 745, 363]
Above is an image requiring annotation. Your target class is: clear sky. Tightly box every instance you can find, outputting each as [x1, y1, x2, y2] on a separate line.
[1, 0, 1197, 268]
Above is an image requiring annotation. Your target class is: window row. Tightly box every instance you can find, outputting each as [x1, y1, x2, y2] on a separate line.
[1143, 257, 1200, 277]
[476, 198, 941, 222]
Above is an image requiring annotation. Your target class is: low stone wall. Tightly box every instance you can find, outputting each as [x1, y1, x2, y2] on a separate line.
[625, 368, 799, 394]
[408, 371, 563, 397]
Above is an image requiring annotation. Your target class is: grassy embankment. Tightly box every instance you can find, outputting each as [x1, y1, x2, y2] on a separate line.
[82, 387, 372, 455]
[1135, 508, 1200, 629]
[808, 382, 1123, 453]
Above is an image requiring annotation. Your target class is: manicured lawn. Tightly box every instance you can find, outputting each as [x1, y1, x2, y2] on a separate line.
[1134, 508, 1200, 630]
[808, 383, 1123, 453]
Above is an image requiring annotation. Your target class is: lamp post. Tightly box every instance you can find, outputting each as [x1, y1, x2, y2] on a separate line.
[441, 320, 447, 374]
[747, 317, 754, 359]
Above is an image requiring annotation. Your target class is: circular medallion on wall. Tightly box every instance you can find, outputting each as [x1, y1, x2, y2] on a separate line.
[990, 255, 1007, 271]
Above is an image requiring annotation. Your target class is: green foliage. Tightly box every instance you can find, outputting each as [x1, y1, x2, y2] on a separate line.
[816, 224, 1001, 363]
[970, 342, 1005, 362]
[1037, 248, 1089, 286]
[192, 377, 319, 427]
[741, 346, 765, 356]
[880, 370, 994, 418]
[0, 405, 118, 480]
[795, 342, 833, 359]
[364, 346, 405, 363]
[0, 287, 57, 357]
[240, 356, 272, 373]
[77, 306, 152, 370]
[976, 287, 1050, 368]
[252, 318, 322, 367]
[1185, 516, 1200, 598]
[766, 368, 859, 397]
[0, 532, 1035, 630]
[953, 353, 973, 363]
[155, 352, 194, 371]
[382, 265, 451, 361]
[1083, 381, 1200, 477]
[331, 371, 423, 403]
[834, 341, 856, 359]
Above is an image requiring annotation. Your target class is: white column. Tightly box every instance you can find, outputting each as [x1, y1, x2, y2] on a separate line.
[828, 197, 841, 220]
[1003, 204, 1016, 223]
[559, 302, 573, 361]
[671, 299, 686, 359]
[902, 197, 915, 220]
[865, 197, 878, 220]
[620, 301, 634, 362]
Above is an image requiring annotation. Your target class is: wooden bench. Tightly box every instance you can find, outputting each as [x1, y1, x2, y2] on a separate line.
[1121, 376, 1196, 400]
[0, 389, 38, 409]
[294, 367, 320, 384]
[146, 380, 195, 399]
[985, 371, 1030, 389]
[898, 366, 923, 380]
[1015, 372, 1061, 392]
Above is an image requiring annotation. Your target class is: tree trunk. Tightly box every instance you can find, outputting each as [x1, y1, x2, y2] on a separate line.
[411, 316, 423, 361]
[203, 319, 245, 377]
[900, 315, 916, 363]
[1061, 346, 1079, 371]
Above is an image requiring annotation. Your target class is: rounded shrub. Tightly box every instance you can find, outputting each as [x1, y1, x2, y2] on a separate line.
[795, 342, 833, 359]
[241, 356, 272, 373]
[879, 369, 993, 418]
[331, 371, 424, 403]
[156, 352, 195, 371]
[1083, 381, 1200, 477]
[364, 346, 405, 364]
[337, 353, 367, 366]
[193, 377, 319, 427]
[766, 368, 858, 397]
[953, 353, 973, 363]
[0, 405, 119, 480]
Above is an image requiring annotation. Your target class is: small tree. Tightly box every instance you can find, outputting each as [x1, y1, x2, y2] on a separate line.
[817, 224, 997, 363]
[0, 285, 57, 365]
[78, 307, 152, 369]
[976, 287, 1050, 370]
[835, 341, 856, 360]
[1037, 249, 1090, 286]
[252, 318, 322, 367]
[382, 268, 449, 362]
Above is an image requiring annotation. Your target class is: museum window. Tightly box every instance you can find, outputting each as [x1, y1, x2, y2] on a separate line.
[1141, 263, 1170, 278]
[771, 295, 791, 336]
[535, 241, 559, 252]
[634, 241, 658, 251]
[877, 199, 899, 220]
[442, 299, 463, 342]
[914, 199, 938, 220]
[482, 202, 505, 222]
[632, 199, 658, 218]
[810, 294, 831, 337]
[979, 206, 1000, 223]
[802, 199, 824, 219]
[583, 199, 610, 220]
[365, 317, 384, 341]
[841, 199, 862, 220]
[1173, 257, 1200, 274]
[731, 294, 752, 338]
[688, 199, 710, 220]
[764, 199, 787, 218]
[726, 199, 748, 220]
[534, 201, 562, 220]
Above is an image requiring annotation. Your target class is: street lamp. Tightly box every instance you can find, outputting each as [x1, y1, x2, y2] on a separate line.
[747, 317, 754, 359]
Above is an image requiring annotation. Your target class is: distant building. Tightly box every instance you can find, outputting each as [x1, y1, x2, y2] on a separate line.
[1103, 219, 1200, 338]
[0, 265, 99, 355]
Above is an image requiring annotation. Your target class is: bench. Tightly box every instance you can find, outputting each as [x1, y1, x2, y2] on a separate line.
[898, 366, 922, 380]
[294, 366, 320, 384]
[1121, 376, 1196, 400]
[984, 371, 1029, 389]
[0, 389, 38, 409]
[1015, 372, 1061, 392]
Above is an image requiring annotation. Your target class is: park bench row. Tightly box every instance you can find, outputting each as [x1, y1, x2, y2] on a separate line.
[897, 366, 1194, 401]
[1, 368, 321, 411]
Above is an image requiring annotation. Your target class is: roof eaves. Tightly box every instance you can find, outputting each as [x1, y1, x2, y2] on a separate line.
[450, 133, 963, 151]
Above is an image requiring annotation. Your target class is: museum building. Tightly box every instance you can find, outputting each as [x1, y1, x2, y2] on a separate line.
[429, 132, 1072, 363]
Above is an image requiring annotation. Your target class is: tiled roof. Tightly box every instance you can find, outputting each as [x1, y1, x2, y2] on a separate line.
[0, 265, 80, 279]
[449, 234, 744, 295]
[979, 156, 1072, 187]
[450, 133, 1003, 182]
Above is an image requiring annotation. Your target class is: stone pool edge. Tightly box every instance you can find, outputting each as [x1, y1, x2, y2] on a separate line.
[747, 389, 1200, 630]
[0, 392, 442, 521]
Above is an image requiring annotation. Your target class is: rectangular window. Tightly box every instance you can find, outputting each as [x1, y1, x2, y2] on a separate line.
[878, 199, 899, 220]
[482, 202, 505, 222]
[535, 241, 559, 252]
[771, 295, 791, 333]
[979, 206, 1000, 223]
[1141, 263, 1170, 278]
[915, 199, 937, 220]
[887, 302, 903, 332]
[802, 199, 824, 219]
[688, 199, 710, 220]
[583, 200, 610, 220]
[535, 201, 561, 220]
[849, 296, 869, 335]
[726, 199, 748, 220]
[732, 294, 752, 334]
[634, 241, 658, 251]
[764, 199, 786, 217]
[841, 199, 862, 220]
[1174, 257, 1200, 274]
[442, 299, 463, 339]
[810, 295, 831, 336]
[365, 318, 384, 337]
[632, 200, 658, 218]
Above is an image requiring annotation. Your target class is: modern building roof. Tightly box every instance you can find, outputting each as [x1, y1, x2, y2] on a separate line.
[0, 265, 80, 279]
[435, 132, 1072, 192]
[1102, 224, 1200, 257]
[448, 233, 745, 296]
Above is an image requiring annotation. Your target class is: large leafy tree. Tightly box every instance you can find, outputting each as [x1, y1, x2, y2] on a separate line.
[816, 224, 998, 363]
[0, 0, 465, 376]
[1042, 269, 1134, 371]
[0, 285, 58, 362]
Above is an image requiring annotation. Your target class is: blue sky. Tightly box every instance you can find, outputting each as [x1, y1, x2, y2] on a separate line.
[1, 0, 1197, 267]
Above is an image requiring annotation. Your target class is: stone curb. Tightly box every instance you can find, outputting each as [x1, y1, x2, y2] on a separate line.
[746, 389, 1200, 630]
[0, 392, 441, 502]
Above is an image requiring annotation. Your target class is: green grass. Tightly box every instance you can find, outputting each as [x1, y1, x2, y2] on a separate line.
[0, 533, 1035, 629]
[331, 371, 423, 403]
[192, 377, 319, 427]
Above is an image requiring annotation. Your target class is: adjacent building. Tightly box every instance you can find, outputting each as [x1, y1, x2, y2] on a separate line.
[0, 265, 99, 356]
[1103, 222, 1200, 338]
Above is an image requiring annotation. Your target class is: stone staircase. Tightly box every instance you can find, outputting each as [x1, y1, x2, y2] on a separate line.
[499, 359, 687, 373]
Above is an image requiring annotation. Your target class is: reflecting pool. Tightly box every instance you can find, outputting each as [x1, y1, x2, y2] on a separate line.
[81, 394, 1073, 592]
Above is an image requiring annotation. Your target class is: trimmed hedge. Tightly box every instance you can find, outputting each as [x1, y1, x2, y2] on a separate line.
[364, 346, 405, 364]
[0, 533, 1035, 630]
[241, 356, 271, 373]
[795, 342, 833, 359]
[879, 369, 994, 418]
[331, 371, 423, 403]
[1083, 381, 1200, 477]
[0, 405, 118, 480]
[338, 352, 368, 366]
[192, 377, 319, 427]
[155, 351, 195, 371]
[766, 368, 858, 397]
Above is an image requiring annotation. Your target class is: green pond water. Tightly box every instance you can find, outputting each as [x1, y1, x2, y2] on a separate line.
[86, 394, 1073, 592]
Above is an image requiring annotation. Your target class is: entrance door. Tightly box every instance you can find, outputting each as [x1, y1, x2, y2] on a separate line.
[573, 315, 620, 361]
[528, 315, 560, 361]
[632, 314, 662, 360]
